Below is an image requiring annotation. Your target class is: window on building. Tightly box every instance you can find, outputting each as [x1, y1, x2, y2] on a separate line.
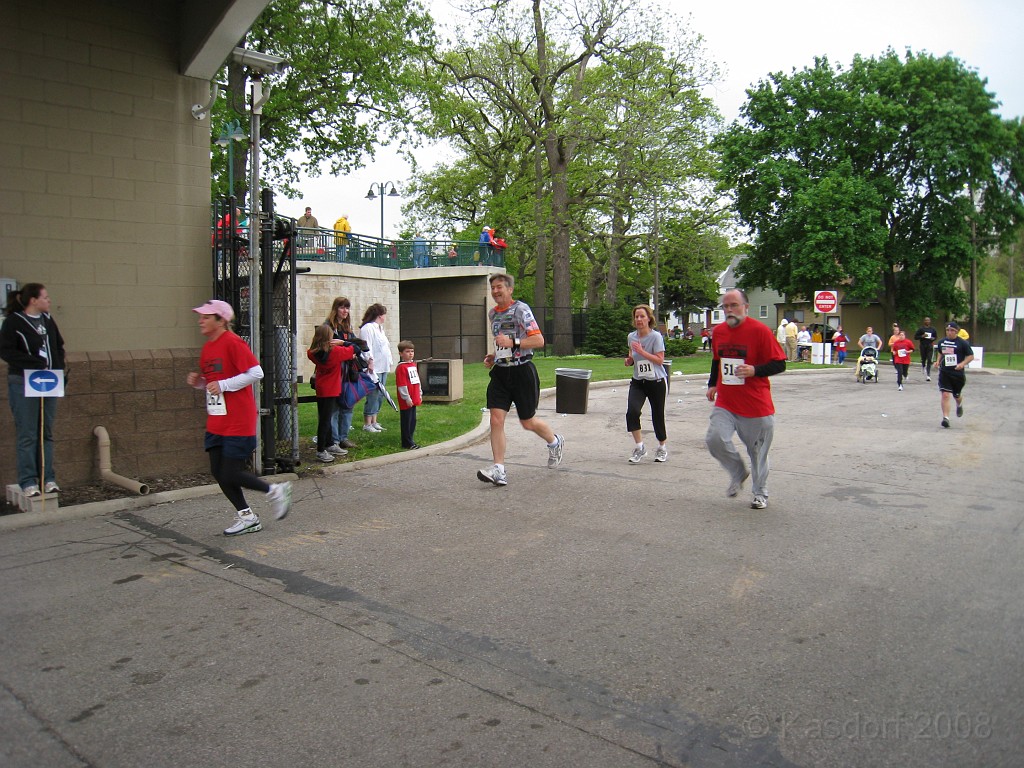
[711, 309, 724, 324]
[759, 305, 768, 318]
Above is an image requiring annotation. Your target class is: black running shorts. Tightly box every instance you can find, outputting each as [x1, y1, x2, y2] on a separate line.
[486, 361, 541, 420]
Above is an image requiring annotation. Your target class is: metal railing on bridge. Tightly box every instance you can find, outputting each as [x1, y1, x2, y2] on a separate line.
[290, 230, 506, 270]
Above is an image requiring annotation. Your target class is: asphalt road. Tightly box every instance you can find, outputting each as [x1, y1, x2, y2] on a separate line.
[1, 366, 1021, 767]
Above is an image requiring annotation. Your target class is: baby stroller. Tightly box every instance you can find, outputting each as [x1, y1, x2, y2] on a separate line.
[856, 347, 879, 383]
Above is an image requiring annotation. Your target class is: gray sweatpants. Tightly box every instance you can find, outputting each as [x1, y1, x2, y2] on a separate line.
[705, 407, 775, 499]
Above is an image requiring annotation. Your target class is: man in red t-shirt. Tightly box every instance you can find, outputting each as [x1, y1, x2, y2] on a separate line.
[705, 289, 787, 510]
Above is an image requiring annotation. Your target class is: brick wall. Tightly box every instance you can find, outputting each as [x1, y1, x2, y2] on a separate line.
[0, 347, 208, 487]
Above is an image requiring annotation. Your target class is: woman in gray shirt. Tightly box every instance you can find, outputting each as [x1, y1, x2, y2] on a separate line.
[624, 305, 669, 464]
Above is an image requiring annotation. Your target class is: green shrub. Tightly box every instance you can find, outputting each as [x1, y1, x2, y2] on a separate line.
[665, 338, 699, 357]
[581, 303, 636, 357]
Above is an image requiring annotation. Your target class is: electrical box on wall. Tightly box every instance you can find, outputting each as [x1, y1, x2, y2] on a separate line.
[0, 278, 17, 312]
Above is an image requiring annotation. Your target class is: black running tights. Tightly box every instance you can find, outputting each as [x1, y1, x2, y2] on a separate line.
[208, 447, 270, 512]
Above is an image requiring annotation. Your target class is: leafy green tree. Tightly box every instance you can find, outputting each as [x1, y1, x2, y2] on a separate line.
[211, 0, 437, 206]
[580, 303, 636, 356]
[716, 50, 1024, 328]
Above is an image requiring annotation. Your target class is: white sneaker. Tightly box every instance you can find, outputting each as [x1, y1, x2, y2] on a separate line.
[547, 434, 565, 468]
[362, 425, 378, 433]
[325, 444, 348, 456]
[898, 385, 904, 391]
[44, 481, 61, 493]
[316, 450, 335, 462]
[628, 445, 647, 464]
[477, 466, 508, 486]
[372, 423, 385, 431]
[751, 496, 768, 510]
[267, 482, 292, 521]
[23, 484, 40, 498]
[224, 510, 262, 536]
[654, 447, 668, 463]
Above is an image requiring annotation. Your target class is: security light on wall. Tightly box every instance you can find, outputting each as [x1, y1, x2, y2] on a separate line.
[231, 47, 288, 76]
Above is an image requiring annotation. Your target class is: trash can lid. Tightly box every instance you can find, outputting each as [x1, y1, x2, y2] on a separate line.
[554, 368, 593, 379]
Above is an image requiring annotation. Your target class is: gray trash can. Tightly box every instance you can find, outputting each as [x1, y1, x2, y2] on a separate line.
[663, 359, 673, 393]
[555, 368, 592, 414]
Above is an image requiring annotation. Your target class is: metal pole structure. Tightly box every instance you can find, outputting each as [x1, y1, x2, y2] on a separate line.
[248, 77, 263, 474]
[366, 182, 400, 242]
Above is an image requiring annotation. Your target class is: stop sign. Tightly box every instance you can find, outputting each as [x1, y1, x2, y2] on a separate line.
[813, 290, 838, 314]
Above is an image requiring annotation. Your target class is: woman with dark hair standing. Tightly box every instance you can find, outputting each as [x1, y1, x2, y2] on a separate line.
[323, 296, 362, 450]
[187, 299, 291, 536]
[359, 302, 393, 432]
[1, 283, 66, 497]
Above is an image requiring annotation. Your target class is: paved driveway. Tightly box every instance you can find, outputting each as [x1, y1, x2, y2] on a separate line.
[1, 368, 1021, 767]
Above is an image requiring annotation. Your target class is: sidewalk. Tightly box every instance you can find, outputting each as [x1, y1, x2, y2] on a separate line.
[1, 368, 1021, 767]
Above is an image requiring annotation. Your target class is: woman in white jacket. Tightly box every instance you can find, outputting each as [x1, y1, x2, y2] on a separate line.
[359, 303, 394, 432]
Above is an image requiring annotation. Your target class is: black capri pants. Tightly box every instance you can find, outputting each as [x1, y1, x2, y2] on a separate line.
[625, 378, 668, 441]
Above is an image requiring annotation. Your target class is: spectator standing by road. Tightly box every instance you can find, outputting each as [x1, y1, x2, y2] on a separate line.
[775, 318, 788, 351]
[394, 340, 423, 450]
[1, 283, 66, 497]
[784, 319, 798, 361]
[307, 324, 356, 463]
[186, 300, 291, 536]
[477, 273, 564, 487]
[412, 232, 429, 268]
[323, 297, 362, 450]
[705, 289, 787, 510]
[624, 304, 669, 464]
[796, 325, 812, 361]
[359, 303, 393, 433]
[479, 226, 496, 265]
[936, 322, 974, 429]
[914, 317, 939, 381]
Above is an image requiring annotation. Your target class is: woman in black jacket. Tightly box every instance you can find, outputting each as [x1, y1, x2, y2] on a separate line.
[0, 283, 66, 497]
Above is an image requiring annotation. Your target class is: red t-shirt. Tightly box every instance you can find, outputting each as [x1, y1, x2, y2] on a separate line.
[200, 331, 260, 436]
[394, 360, 422, 410]
[891, 338, 915, 364]
[833, 333, 848, 350]
[711, 318, 786, 418]
[307, 344, 355, 398]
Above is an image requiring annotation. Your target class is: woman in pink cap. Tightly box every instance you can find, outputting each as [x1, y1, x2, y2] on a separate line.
[186, 299, 291, 536]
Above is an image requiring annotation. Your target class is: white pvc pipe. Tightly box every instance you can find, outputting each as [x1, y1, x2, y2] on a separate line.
[93, 426, 150, 495]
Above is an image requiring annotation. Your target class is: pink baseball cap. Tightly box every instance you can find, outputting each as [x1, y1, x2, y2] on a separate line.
[193, 299, 235, 321]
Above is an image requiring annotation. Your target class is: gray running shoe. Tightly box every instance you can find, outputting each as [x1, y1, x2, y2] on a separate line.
[751, 496, 768, 510]
[727, 469, 750, 498]
[224, 510, 262, 536]
[547, 434, 565, 468]
[267, 482, 292, 521]
[956, 402, 964, 418]
[316, 450, 335, 462]
[477, 466, 508, 486]
[325, 444, 349, 456]
[628, 445, 647, 464]
[654, 446, 668, 463]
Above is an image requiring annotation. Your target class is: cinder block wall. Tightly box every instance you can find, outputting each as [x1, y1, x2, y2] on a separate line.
[1, 0, 215, 488]
[0, 349, 209, 487]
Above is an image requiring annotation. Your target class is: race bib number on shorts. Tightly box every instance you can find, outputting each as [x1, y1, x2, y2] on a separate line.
[944, 353, 957, 367]
[720, 357, 744, 385]
[206, 390, 227, 416]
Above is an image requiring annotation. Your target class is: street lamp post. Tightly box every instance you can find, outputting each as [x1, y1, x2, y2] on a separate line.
[215, 120, 246, 200]
[365, 181, 401, 240]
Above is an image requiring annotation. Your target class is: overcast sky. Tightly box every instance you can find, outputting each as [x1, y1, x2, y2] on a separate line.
[283, 0, 1024, 237]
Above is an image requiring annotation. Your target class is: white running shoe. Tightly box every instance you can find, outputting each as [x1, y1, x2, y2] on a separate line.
[224, 510, 262, 536]
[44, 481, 61, 493]
[654, 447, 668, 463]
[751, 496, 768, 510]
[316, 450, 335, 462]
[267, 482, 292, 521]
[628, 445, 647, 464]
[547, 434, 565, 468]
[373, 423, 385, 431]
[477, 466, 508, 486]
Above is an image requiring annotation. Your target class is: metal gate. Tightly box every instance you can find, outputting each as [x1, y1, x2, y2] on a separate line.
[212, 191, 303, 473]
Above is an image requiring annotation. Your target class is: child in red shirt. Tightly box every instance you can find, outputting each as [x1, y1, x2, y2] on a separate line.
[307, 325, 355, 461]
[394, 340, 423, 449]
[890, 331, 915, 390]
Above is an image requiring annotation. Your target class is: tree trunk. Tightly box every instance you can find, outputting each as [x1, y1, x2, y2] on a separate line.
[547, 137, 574, 355]
[533, 137, 547, 311]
